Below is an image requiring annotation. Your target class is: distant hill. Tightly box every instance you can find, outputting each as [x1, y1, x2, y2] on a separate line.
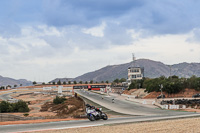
[73, 59, 200, 82]
[49, 78, 73, 83]
[0, 75, 32, 86]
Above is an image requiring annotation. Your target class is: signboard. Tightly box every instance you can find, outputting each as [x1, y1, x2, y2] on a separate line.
[169, 105, 179, 109]
[91, 85, 106, 88]
[73, 85, 88, 89]
[161, 105, 169, 109]
[58, 86, 63, 93]
[43, 87, 52, 90]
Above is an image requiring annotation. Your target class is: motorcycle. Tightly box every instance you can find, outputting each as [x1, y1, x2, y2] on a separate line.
[85, 104, 108, 121]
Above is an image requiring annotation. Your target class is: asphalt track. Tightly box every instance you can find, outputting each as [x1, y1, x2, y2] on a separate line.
[1, 114, 200, 133]
[75, 90, 197, 116]
[0, 90, 200, 133]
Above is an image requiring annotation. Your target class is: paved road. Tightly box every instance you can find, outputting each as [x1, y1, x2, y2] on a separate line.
[0, 93, 12, 101]
[1, 114, 200, 133]
[75, 90, 197, 116]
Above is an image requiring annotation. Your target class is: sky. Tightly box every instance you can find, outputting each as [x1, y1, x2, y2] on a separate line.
[0, 0, 200, 82]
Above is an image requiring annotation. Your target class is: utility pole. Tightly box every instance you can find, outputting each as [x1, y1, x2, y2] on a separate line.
[170, 65, 172, 79]
[132, 53, 136, 67]
[160, 84, 163, 99]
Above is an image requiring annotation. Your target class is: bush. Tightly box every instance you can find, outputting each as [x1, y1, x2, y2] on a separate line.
[0, 101, 10, 113]
[23, 113, 29, 117]
[53, 96, 67, 104]
[128, 80, 144, 90]
[0, 100, 29, 113]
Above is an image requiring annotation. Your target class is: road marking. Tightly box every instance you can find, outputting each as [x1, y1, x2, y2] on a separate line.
[11, 124, 104, 133]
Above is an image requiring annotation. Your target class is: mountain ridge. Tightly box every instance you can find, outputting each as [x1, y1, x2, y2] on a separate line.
[0, 75, 32, 86]
[73, 59, 200, 82]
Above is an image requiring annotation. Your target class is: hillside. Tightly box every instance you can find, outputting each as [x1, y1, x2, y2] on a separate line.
[49, 78, 73, 83]
[0, 75, 32, 86]
[73, 59, 200, 82]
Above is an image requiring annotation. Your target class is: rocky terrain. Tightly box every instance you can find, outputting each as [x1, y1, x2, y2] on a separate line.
[73, 59, 200, 82]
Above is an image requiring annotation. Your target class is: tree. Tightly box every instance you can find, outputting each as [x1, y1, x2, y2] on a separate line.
[106, 80, 109, 83]
[85, 81, 88, 84]
[53, 96, 67, 104]
[90, 80, 93, 84]
[68, 81, 71, 84]
[79, 81, 83, 84]
[74, 81, 77, 84]
[33, 81, 37, 85]
[14, 85, 17, 88]
[0, 100, 29, 113]
[57, 80, 62, 85]
[113, 78, 119, 84]
[0, 101, 9, 113]
[128, 81, 137, 90]
[63, 81, 66, 85]
[42, 82, 45, 85]
[119, 78, 126, 83]
[14, 100, 30, 112]
[6, 85, 11, 89]
[101, 81, 104, 83]
[53, 82, 55, 85]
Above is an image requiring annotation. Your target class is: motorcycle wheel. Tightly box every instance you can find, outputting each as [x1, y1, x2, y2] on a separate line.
[87, 114, 95, 121]
[101, 113, 108, 120]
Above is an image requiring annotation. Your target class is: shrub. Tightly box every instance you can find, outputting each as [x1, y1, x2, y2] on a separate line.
[53, 96, 67, 104]
[0, 100, 29, 113]
[23, 113, 29, 117]
[0, 101, 10, 113]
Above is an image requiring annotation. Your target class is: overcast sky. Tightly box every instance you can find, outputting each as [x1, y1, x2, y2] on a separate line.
[0, 0, 200, 82]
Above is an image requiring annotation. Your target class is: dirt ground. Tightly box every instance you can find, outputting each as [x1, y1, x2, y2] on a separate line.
[8, 93, 58, 118]
[12, 93, 86, 118]
[30, 117, 200, 133]
[123, 89, 137, 95]
[144, 88, 200, 99]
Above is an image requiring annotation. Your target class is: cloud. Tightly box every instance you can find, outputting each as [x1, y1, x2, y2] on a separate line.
[186, 29, 200, 43]
[39, 0, 200, 36]
[43, 0, 144, 27]
[0, 0, 200, 82]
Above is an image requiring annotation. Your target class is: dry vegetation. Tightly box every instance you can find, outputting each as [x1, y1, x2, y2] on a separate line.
[40, 97, 85, 118]
[4, 92, 85, 118]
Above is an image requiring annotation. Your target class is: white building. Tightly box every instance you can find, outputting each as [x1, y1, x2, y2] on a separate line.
[127, 67, 144, 85]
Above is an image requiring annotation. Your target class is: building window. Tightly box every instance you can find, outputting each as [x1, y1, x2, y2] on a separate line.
[132, 75, 136, 78]
[131, 69, 139, 72]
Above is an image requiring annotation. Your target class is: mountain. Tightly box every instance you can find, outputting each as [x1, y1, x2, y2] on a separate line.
[73, 59, 200, 82]
[0, 75, 32, 86]
[49, 78, 73, 83]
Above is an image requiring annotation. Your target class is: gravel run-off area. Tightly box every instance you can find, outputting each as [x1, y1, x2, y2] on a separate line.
[31, 117, 200, 133]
